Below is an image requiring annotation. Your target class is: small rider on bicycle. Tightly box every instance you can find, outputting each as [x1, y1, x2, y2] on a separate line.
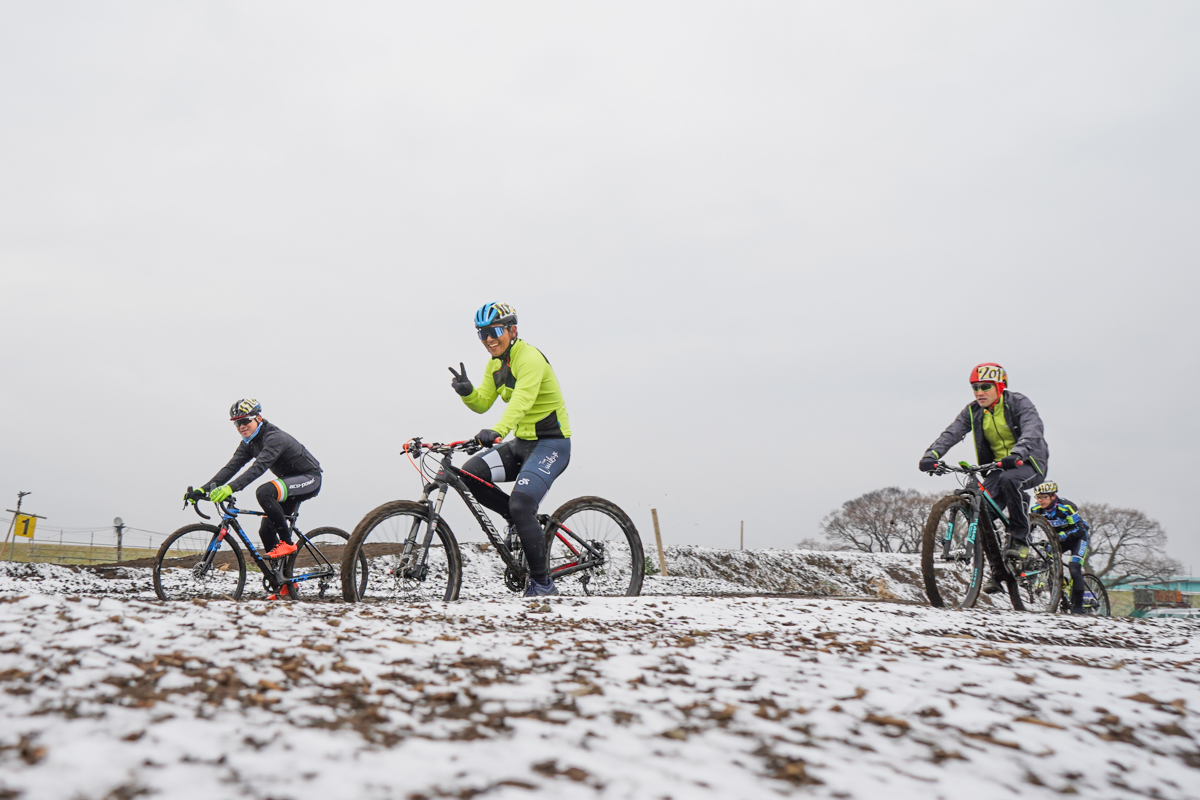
[919, 363, 1050, 593]
[448, 302, 571, 597]
[190, 399, 323, 561]
[1032, 482, 1091, 614]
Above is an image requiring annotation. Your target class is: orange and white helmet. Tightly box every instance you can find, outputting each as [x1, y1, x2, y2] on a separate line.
[969, 363, 1007, 394]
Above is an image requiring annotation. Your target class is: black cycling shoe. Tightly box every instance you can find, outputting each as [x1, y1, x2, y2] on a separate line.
[982, 577, 1003, 594]
[524, 577, 560, 597]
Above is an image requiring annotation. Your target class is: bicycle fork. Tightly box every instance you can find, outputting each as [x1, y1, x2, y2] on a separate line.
[401, 485, 450, 581]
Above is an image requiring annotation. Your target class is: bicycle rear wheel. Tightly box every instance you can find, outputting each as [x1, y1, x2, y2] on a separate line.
[545, 496, 644, 596]
[921, 496, 981, 608]
[286, 526, 362, 601]
[153, 523, 247, 601]
[341, 501, 462, 602]
[1015, 516, 1063, 613]
[1081, 574, 1110, 616]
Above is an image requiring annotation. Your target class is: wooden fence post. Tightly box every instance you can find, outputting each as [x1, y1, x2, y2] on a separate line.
[651, 508, 668, 577]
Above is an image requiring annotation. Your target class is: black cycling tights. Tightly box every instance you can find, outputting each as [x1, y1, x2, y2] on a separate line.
[254, 474, 321, 551]
[458, 439, 571, 582]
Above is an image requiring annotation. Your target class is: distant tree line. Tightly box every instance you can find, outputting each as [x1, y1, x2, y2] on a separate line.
[799, 487, 1182, 588]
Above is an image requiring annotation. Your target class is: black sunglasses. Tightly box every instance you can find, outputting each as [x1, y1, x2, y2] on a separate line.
[477, 325, 507, 341]
[232, 416, 256, 427]
[971, 382, 996, 392]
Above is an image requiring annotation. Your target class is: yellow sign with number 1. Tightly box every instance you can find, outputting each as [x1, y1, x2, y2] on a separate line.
[14, 515, 37, 538]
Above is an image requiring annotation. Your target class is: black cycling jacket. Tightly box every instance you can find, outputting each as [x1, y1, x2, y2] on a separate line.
[204, 420, 322, 493]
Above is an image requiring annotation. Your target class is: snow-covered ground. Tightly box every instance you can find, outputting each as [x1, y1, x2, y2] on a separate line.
[2, 555, 1198, 800]
[0, 544, 928, 602]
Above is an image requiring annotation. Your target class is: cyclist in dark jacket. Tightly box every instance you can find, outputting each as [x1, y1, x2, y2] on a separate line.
[919, 363, 1049, 593]
[1032, 482, 1091, 614]
[195, 399, 323, 560]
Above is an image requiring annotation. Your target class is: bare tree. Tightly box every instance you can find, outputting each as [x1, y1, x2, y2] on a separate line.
[817, 487, 933, 553]
[1074, 503, 1182, 588]
[795, 536, 843, 552]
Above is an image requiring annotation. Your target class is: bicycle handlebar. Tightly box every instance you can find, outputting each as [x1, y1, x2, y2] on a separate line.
[403, 437, 484, 457]
[183, 487, 247, 521]
[928, 459, 1012, 476]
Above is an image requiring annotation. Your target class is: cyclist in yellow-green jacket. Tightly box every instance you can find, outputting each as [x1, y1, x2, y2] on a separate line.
[447, 302, 571, 597]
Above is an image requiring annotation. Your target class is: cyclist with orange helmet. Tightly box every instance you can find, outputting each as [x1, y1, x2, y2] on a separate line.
[919, 364, 1049, 593]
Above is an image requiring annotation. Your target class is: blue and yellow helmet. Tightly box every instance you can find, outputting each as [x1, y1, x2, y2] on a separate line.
[474, 302, 517, 328]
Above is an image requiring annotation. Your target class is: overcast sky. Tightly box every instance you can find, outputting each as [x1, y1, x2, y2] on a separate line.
[3, 3, 1198, 571]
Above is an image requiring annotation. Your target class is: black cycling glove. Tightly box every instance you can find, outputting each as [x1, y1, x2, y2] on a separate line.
[1000, 454, 1022, 470]
[449, 363, 474, 397]
[475, 429, 501, 447]
[918, 456, 939, 473]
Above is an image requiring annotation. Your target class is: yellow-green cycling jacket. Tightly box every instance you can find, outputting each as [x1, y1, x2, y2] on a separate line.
[462, 339, 571, 440]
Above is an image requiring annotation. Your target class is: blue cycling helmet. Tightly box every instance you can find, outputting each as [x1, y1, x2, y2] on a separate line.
[474, 302, 517, 328]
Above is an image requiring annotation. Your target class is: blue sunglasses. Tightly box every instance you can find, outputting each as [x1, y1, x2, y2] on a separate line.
[477, 325, 508, 341]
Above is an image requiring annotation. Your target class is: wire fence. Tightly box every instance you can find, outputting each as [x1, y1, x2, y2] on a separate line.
[0, 517, 169, 566]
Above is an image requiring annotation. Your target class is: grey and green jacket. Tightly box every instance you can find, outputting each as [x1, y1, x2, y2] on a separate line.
[923, 391, 1048, 475]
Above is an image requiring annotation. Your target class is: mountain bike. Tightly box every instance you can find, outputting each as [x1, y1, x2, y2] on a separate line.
[1060, 570, 1110, 616]
[340, 438, 645, 602]
[921, 461, 1062, 611]
[153, 491, 364, 601]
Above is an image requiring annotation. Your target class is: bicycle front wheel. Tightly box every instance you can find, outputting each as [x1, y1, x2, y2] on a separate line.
[153, 523, 247, 601]
[341, 501, 462, 602]
[921, 496, 981, 608]
[545, 496, 644, 596]
[1081, 574, 1110, 616]
[1018, 516, 1063, 613]
[286, 526, 362, 601]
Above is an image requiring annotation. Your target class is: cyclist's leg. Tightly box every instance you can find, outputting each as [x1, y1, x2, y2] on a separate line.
[984, 463, 1042, 543]
[458, 443, 523, 520]
[256, 474, 321, 548]
[1065, 533, 1088, 612]
[508, 439, 571, 583]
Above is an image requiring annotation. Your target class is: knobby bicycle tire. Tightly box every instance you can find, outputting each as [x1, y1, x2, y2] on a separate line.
[153, 522, 247, 601]
[285, 526, 362, 601]
[341, 500, 462, 602]
[1019, 516, 1063, 613]
[975, 512, 1026, 611]
[1062, 573, 1110, 616]
[1081, 574, 1110, 616]
[545, 496, 644, 597]
[921, 495, 981, 608]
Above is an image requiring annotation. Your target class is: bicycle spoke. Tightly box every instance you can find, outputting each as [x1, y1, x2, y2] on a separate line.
[342, 501, 461, 602]
[921, 497, 980, 609]
[153, 523, 246, 601]
[546, 497, 643, 597]
[286, 527, 355, 601]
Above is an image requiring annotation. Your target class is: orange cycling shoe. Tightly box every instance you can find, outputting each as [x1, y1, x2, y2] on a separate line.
[267, 584, 292, 601]
[266, 541, 298, 559]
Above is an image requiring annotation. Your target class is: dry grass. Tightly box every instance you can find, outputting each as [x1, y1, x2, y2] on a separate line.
[0, 542, 159, 566]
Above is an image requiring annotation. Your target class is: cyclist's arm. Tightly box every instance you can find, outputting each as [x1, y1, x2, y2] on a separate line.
[1010, 396, 1046, 461]
[924, 406, 972, 461]
[1060, 502, 1089, 535]
[204, 444, 251, 492]
[228, 430, 288, 491]
[492, 348, 548, 438]
[462, 361, 500, 414]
